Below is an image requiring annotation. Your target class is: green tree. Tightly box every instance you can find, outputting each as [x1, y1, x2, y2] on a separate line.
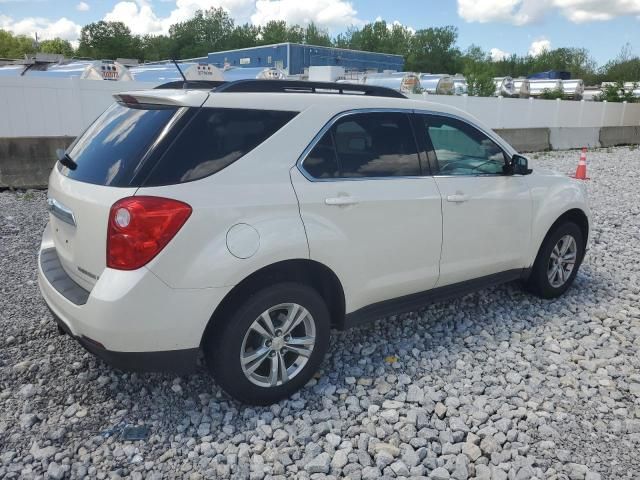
[304, 22, 331, 46]
[39, 38, 75, 57]
[77, 21, 141, 59]
[597, 44, 640, 83]
[346, 20, 411, 56]
[406, 26, 462, 73]
[229, 23, 260, 49]
[539, 87, 564, 99]
[0, 29, 37, 58]
[595, 81, 638, 103]
[139, 34, 172, 62]
[169, 8, 235, 59]
[464, 63, 496, 97]
[259, 20, 306, 45]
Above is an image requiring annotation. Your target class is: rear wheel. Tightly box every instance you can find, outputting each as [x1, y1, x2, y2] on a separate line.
[526, 222, 584, 298]
[204, 282, 330, 405]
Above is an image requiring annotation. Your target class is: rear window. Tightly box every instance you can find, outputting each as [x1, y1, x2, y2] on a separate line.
[61, 103, 178, 187]
[60, 104, 297, 187]
[144, 108, 298, 186]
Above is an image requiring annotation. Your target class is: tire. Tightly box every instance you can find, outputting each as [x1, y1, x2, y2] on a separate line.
[526, 221, 584, 299]
[204, 282, 330, 405]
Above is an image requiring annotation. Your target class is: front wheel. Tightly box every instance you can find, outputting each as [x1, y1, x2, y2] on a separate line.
[526, 222, 585, 299]
[204, 282, 330, 405]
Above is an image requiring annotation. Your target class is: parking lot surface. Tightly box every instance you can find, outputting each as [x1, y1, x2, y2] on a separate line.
[1, 146, 639, 479]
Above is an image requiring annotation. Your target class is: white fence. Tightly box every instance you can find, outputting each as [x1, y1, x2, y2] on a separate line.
[0, 77, 639, 138]
[0, 77, 156, 138]
[406, 93, 640, 129]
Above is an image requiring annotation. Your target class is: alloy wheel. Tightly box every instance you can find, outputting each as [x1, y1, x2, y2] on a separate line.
[240, 303, 316, 388]
[547, 234, 577, 288]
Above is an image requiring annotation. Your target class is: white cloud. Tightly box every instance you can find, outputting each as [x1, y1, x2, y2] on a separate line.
[0, 14, 81, 43]
[104, 1, 164, 35]
[457, 0, 640, 25]
[76, 1, 90, 11]
[490, 47, 510, 61]
[529, 38, 551, 56]
[160, 0, 256, 29]
[251, 0, 360, 29]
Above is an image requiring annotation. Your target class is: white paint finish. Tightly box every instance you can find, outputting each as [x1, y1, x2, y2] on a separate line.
[38, 226, 231, 351]
[136, 109, 316, 289]
[523, 168, 591, 266]
[35, 86, 592, 356]
[227, 223, 260, 259]
[291, 168, 443, 314]
[434, 175, 532, 286]
[46, 168, 137, 291]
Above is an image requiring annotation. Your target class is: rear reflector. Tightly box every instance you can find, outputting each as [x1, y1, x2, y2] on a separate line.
[107, 196, 192, 270]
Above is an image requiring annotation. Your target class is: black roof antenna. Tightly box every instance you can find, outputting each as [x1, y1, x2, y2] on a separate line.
[171, 58, 187, 83]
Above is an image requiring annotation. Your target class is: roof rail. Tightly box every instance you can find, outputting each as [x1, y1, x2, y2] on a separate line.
[155, 80, 227, 90]
[213, 79, 407, 98]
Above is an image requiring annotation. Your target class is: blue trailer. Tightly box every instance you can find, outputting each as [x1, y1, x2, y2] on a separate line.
[206, 43, 404, 75]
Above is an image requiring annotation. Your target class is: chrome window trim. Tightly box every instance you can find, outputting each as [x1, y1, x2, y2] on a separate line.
[296, 107, 516, 182]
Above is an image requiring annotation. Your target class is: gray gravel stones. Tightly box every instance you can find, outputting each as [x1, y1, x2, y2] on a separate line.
[1, 146, 640, 479]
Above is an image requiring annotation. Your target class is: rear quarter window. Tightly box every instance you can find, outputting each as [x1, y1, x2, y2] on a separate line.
[144, 108, 298, 186]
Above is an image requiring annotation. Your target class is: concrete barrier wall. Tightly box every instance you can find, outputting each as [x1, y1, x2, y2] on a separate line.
[495, 126, 639, 152]
[0, 136, 74, 189]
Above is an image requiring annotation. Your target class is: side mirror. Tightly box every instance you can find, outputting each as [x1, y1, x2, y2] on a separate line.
[510, 154, 533, 175]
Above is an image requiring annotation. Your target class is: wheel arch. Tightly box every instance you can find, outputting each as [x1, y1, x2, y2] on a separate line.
[530, 208, 589, 271]
[201, 259, 347, 347]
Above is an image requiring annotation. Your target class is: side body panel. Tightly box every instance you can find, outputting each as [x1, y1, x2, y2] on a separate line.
[138, 108, 322, 289]
[291, 168, 443, 314]
[434, 175, 532, 286]
[524, 170, 591, 266]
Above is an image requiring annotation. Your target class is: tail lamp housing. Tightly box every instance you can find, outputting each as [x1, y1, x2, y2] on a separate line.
[107, 196, 192, 270]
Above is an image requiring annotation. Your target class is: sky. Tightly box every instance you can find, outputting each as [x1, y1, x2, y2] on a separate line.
[0, 0, 639, 65]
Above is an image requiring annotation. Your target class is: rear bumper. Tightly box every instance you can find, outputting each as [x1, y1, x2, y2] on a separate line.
[49, 305, 199, 374]
[37, 222, 232, 372]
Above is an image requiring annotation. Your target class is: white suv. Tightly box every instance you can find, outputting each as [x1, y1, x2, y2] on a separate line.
[38, 80, 590, 405]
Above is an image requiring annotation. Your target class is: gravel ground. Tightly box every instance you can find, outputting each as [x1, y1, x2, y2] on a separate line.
[1, 146, 639, 480]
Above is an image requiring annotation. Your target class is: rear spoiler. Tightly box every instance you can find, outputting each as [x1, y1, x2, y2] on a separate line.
[112, 89, 210, 107]
[154, 80, 226, 90]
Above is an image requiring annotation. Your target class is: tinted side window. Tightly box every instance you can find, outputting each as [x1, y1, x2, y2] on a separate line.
[302, 112, 421, 179]
[304, 133, 339, 179]
[62, 103, 178, 187]
[421, 115, 507, 175]
[145, 108, 297, 185]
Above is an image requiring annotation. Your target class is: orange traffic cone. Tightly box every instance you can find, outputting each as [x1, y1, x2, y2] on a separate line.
[572, 147, 589, 180]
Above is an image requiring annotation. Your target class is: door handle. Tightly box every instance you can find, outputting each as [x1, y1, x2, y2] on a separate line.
[446, 194, 470, 203]
[325, 196, 358, 206]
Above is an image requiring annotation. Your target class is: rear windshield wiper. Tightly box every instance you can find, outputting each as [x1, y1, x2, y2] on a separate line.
[56, 148, 77, 171]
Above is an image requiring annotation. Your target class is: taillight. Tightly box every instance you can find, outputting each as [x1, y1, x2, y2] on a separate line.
[107, 196, 192, 270]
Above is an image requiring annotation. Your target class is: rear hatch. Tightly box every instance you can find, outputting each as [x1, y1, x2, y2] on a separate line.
[47, 97, 189, 290]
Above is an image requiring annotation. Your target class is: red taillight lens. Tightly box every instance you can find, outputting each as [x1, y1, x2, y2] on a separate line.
[107, 196, 192, 270]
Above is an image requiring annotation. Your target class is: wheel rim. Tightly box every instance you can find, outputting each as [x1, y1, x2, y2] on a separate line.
[547, 234, 577, 288]
[240, 303, 316, 388]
